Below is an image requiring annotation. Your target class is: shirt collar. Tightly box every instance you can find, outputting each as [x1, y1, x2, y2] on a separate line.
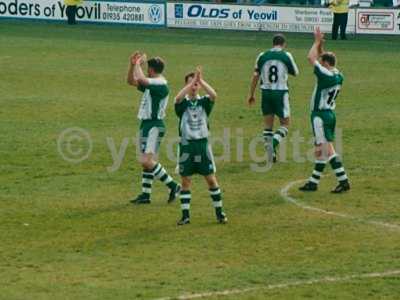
[270, 46, 283, 52]
[185, 94, 201, 101]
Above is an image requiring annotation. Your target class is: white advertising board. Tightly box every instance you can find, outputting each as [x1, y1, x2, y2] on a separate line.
[167, 3, 356, 33]
[356, 9, 400, 34]
[0, 0, 165, 26]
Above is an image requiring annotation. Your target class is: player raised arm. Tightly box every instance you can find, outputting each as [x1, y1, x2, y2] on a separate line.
[197, 67, 217, 101]
[133, 53, 150, 86]
[308, 27, 325, 65]
[127, 51, 141, 86]
[175, 78, 194, 104]
[247, 71, 259, 106]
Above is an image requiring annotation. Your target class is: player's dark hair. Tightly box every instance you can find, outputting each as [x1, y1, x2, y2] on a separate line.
[321, 52, 336, 67]
[272, 34, 286, 46]
[185, 72, 195, 83]
[147, 57, 165, 74]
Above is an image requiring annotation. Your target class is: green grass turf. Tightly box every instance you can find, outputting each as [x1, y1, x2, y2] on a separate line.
[1, 20, 400, 299]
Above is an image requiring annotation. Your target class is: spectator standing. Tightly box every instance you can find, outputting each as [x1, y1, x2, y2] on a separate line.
[329, 0, 349, 40]
[65, 0, 82, 25]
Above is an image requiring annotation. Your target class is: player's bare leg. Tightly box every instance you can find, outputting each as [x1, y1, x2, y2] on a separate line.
[205, 174, 227, 224]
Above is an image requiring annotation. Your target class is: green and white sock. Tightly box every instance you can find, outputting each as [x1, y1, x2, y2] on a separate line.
[142, 170, 154, 199]
[263, 128, 273, 148]
[329, 154, 349, 184]
[209, 187, 223, 218]
[273, 126, 288, 151]
[308, 160, 326, 185]
[180, 190, 191, 220]
[152, 163, 178, 189]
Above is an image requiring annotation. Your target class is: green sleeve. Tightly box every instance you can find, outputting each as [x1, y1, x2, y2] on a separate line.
[339, 73, 344, 86]
[255, 52, 264, 74]
[285, 52, 299, 76]
[314, 62, 336, 87]
[201, 96, 214, 116]
[137, 85, 146, 93]
[175, 100, 187, 117]
[314, 62, 331, 80]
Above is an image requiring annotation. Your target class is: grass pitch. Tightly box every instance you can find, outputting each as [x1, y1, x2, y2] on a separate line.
[1, 21, 400, 299]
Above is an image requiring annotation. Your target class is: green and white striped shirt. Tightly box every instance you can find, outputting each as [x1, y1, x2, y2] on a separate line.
[175, 95, 214, 141]
[310, 61, 344, 112]
[137, 77, 169, 120]
[255, 47, 299, 91]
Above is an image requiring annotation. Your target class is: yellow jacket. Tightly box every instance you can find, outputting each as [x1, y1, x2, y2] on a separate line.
[65, 0, 83, 5]
[330, 0, 349, 13]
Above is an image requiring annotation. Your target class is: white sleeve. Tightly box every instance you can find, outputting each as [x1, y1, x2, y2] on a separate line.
[314, 61, 334, 77]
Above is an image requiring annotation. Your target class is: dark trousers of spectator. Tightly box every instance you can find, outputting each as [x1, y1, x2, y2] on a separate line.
[332, 13, 348, 40]
[66, 5, 77, 25]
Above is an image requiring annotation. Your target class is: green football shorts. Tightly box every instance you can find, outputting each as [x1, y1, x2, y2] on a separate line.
[178, 138, 216, 177]
[139, 120, 165, 154]
[311, 110, 336, 144]
[261, 89, 290, 118]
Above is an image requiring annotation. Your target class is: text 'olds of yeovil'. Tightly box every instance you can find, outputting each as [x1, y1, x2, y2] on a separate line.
[186, 5, 278, 21]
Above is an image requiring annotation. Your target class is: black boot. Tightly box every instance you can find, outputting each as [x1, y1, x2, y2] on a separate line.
[299, 182, 318, 192]
[331, 181, 350, 194]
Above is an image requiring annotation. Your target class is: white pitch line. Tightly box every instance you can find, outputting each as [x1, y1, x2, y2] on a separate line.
[154, 269, 400, 300]
[280, 179, 400, 231]
[155, 177, 400, 300]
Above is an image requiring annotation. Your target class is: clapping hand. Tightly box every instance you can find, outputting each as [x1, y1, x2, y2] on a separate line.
[194, 66, 203, 84]
[138, 53, 147, 65]
[314, 27, 325, 43]
[130, 51, 141, 65]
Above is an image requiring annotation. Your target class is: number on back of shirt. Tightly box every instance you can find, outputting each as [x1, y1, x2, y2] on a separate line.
[327, 88, 340, 107]
[268, 65, 279, 83]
